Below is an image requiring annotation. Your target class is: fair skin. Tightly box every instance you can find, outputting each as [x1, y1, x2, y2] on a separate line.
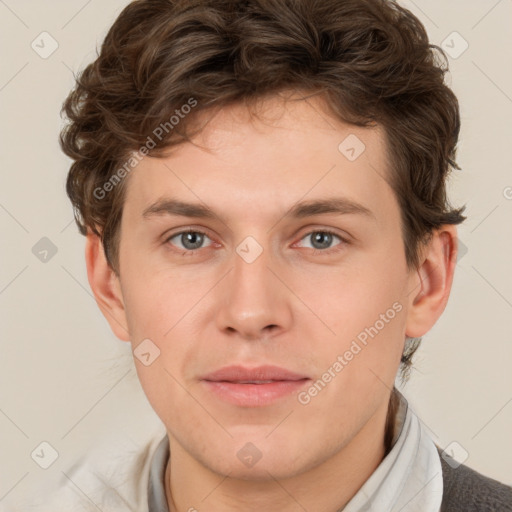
[85, 92, 457, 512]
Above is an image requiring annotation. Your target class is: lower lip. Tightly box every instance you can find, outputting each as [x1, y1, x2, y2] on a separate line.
[202, 379, 311, 407]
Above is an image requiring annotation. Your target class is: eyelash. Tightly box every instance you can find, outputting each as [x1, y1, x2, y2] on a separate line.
[164, 228, 349, 257]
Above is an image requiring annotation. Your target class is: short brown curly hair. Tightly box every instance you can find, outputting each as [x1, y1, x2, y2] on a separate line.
[59, 0, 466, 380]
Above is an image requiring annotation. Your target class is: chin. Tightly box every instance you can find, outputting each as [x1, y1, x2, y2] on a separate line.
[200, 439, 319, 481]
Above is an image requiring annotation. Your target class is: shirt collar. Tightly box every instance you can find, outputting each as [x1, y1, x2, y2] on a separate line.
[341, 389, 443, 511]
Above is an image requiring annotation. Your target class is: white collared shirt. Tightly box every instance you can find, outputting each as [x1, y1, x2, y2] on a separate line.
[341, 390, 443, 511]
[14, 390, 443, 512]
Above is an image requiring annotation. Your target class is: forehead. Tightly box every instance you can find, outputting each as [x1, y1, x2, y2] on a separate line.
[123, 93, 397, 228]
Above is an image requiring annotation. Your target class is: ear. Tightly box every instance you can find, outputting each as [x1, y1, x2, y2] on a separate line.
[405, 225, 458, 338]
[85, 231, 130, 342]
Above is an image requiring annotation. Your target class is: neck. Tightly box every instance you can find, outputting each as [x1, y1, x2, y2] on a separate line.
[165, 390, 398, 512]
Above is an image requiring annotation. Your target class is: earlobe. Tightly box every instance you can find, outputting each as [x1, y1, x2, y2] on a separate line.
[85, 231, 131, 342]
[405, 226, 458, 338]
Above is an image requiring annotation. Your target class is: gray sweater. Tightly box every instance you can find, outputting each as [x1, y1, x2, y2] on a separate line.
[436, 446, 512, 511]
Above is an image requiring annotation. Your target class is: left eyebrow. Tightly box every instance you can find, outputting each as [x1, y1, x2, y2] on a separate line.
[141, 196, 376, 222]
[142, 199, 218, 220]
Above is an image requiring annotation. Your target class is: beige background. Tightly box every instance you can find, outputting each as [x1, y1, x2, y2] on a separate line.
[1, 0, 511, 508]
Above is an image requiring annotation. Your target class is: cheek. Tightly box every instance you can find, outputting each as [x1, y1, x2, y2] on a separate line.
[121, 260, 192, 338]
[298, 257, 405, 335]
[294, 277, 405, 423]
[294, 259, 407, 390]
[121, 270, 210, 401]
[121, 274, 195, 417]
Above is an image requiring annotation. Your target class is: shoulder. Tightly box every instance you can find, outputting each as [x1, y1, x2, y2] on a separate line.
[436, 446, 512, 512]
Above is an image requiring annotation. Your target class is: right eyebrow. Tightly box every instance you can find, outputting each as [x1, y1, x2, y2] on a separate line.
[286, 197, 376, 221]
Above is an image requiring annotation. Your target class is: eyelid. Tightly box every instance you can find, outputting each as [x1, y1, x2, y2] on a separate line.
[163, 225, 215, 241]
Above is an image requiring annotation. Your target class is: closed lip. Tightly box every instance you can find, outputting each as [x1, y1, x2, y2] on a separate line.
[201, 365, 310, 383]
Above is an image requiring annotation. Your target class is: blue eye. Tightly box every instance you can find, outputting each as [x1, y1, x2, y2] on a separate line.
[296, 230, 346, 254]
[164, 228, 348, 256]
[302, 231, 341, 250]
[165, 230, 213, 252]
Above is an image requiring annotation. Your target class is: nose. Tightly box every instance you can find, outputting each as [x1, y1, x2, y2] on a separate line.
[215, 240, 293, 342]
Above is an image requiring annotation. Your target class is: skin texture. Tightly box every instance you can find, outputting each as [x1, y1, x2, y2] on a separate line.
[85, 92, 458, 512]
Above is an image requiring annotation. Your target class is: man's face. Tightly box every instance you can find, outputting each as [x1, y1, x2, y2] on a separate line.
[116, 93, 416, 478]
